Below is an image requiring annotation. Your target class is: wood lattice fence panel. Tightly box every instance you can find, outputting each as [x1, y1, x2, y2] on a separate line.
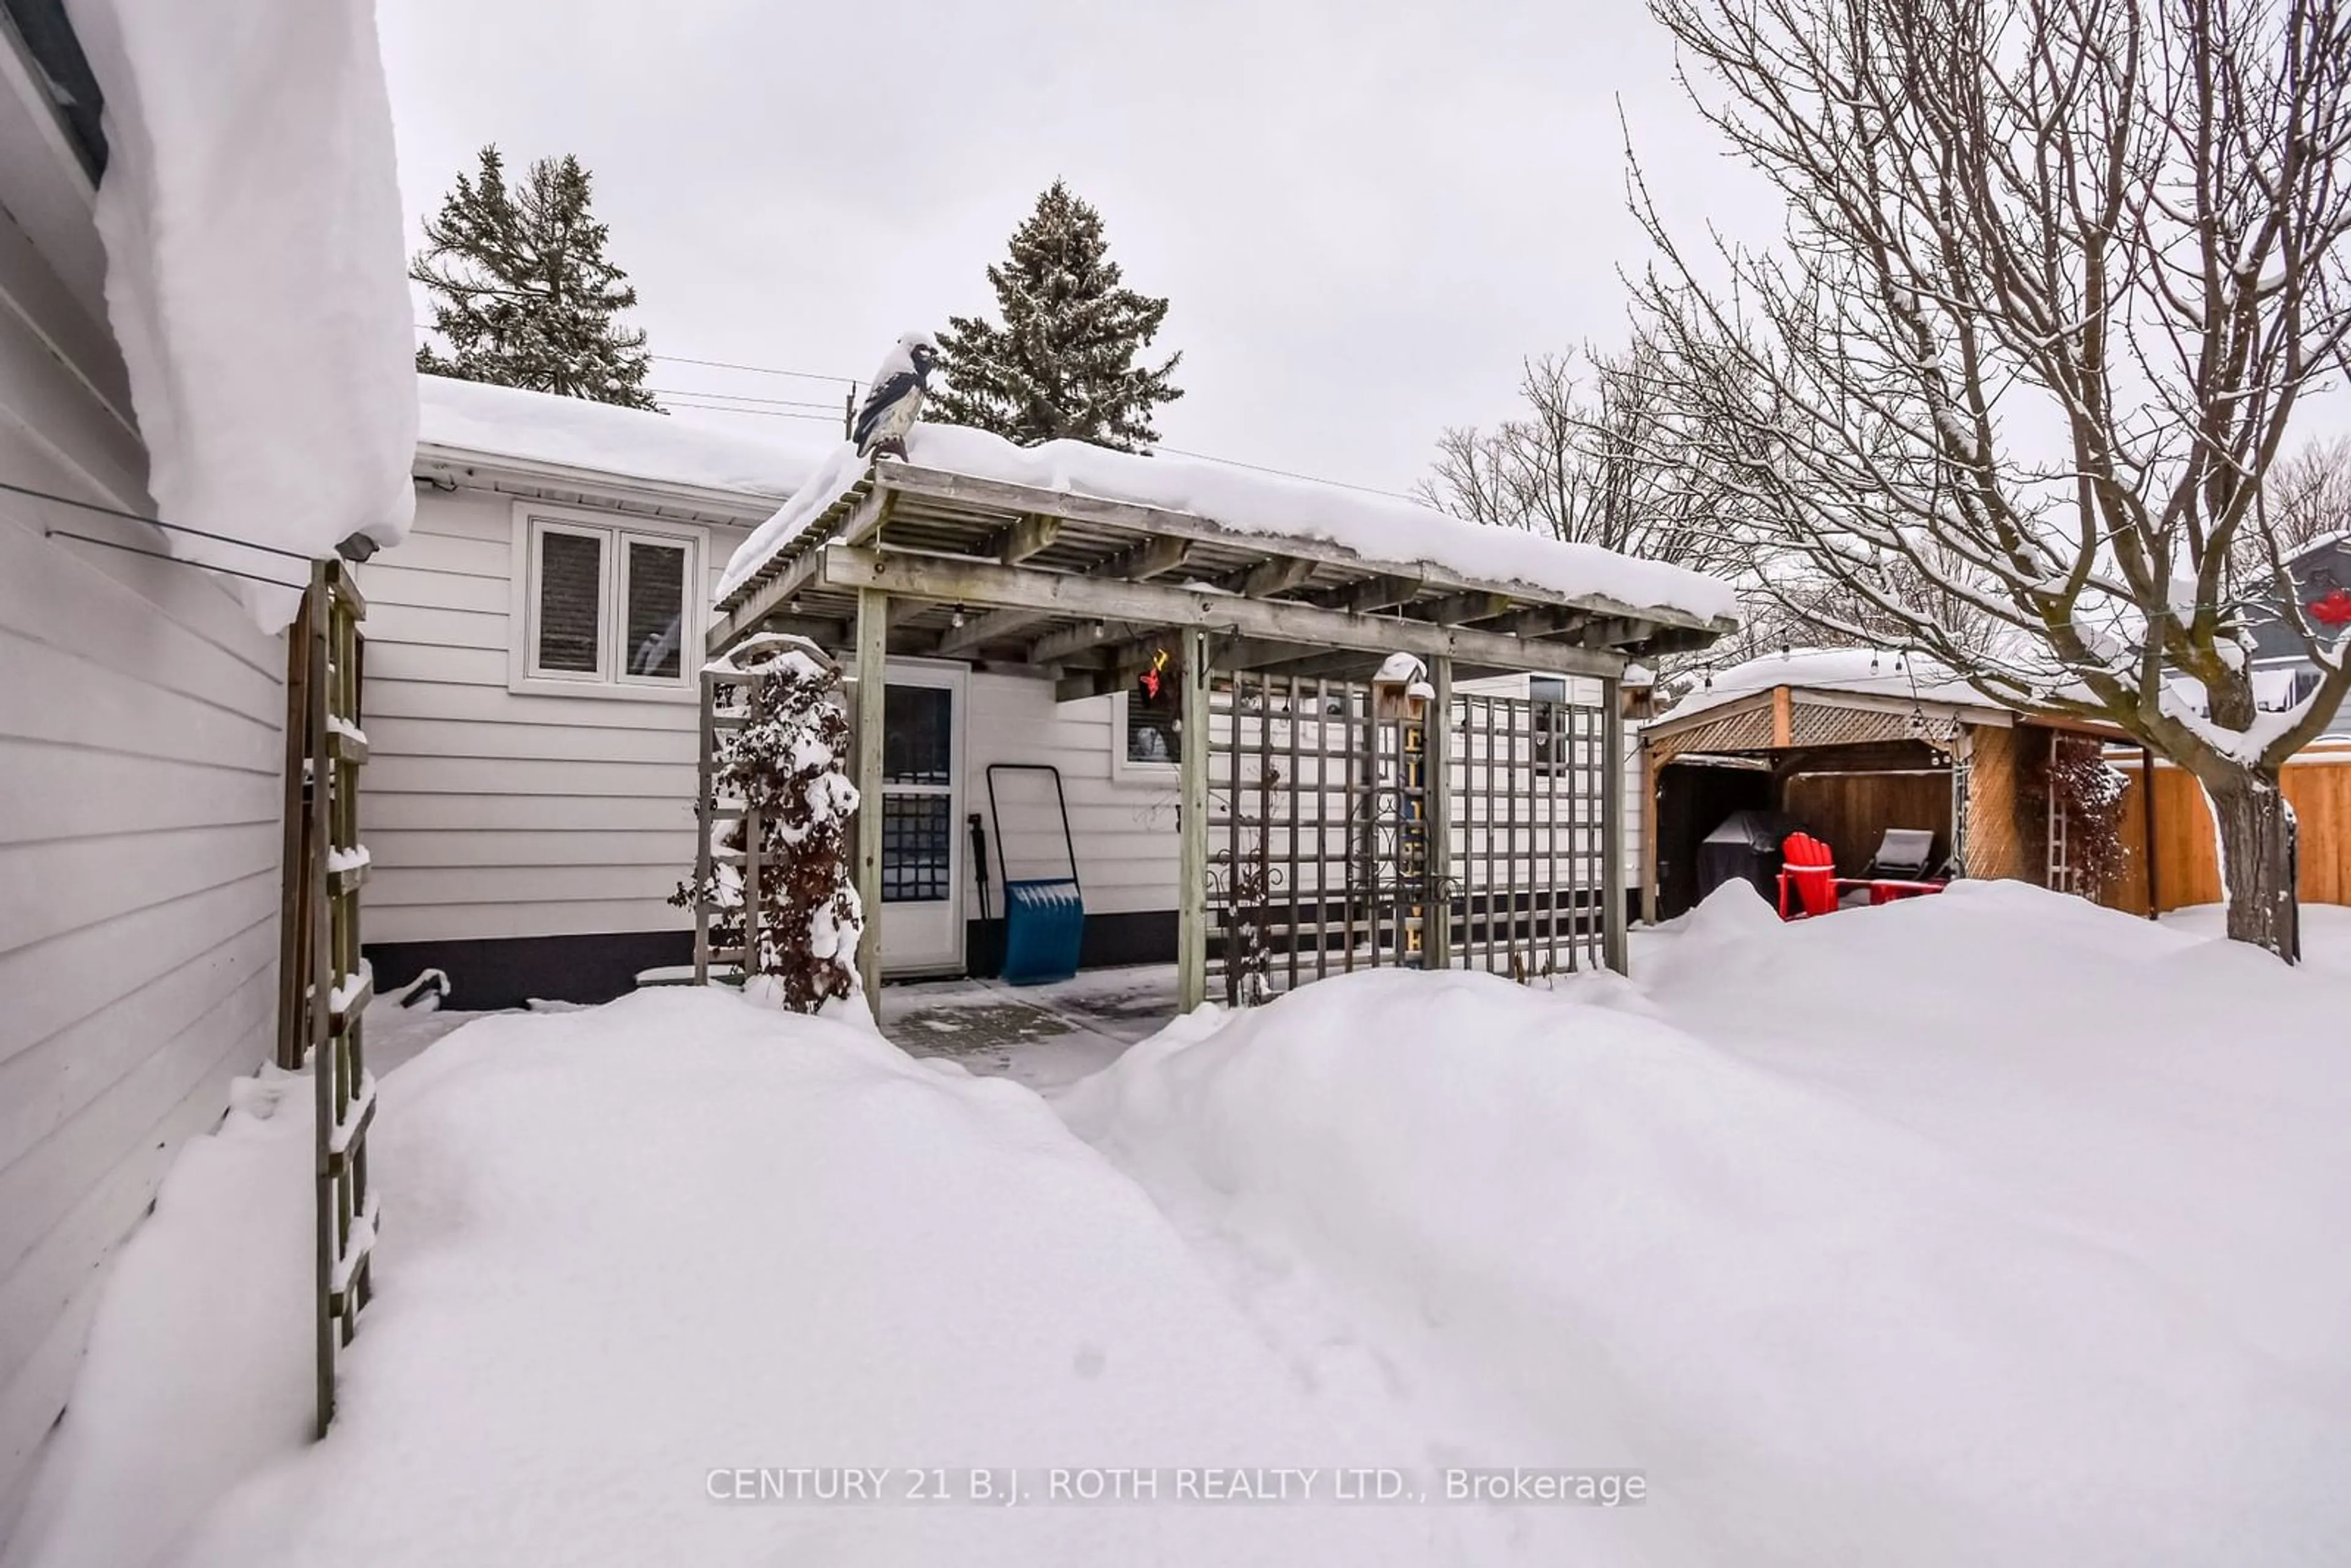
[1207, 678, 1615, 1001]
[1452, 689, 1611, 980]
[1207, 673, 1400, 1003]
[277, 561, 378, 1436]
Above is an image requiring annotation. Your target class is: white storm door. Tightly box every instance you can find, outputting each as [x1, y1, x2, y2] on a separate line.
[877, 663, 966, 974]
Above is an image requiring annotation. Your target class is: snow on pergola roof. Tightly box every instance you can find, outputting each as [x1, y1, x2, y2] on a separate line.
[417, 377, 837, 503]
[718, 424, 1741, 625]
[707, 426, 1739, 688]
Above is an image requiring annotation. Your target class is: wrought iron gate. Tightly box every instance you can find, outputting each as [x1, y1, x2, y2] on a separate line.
[277, 560, 378, 1436]
[1207, 674, 1616, 1003]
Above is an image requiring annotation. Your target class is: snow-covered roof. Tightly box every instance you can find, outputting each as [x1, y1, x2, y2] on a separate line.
[71, 0, 419, 631]
[716, 424, 1741, 626]
[418, 377, 836, 502]
[1656, 647, 1992, 726]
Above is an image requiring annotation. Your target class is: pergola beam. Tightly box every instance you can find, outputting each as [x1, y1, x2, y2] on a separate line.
[936, 535, 1194, 661]
[1305, 573, 1425, 615]
[1235, 554, 1319, 599]
[996, 512, 1064, 564]
[707, 487, 891, 655]
[817, 546, 1625, 679]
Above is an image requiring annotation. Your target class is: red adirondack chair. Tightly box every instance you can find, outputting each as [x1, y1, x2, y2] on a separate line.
[1777, 831, 1842, 919]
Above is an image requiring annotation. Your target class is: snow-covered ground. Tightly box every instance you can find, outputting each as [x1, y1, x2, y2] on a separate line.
[10, 883, 2349, 1566]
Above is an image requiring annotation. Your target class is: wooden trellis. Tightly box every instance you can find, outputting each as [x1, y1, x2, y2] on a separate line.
[277, 560, 379, 1437]
[1208, 674, 1622, 1002]
[691, 661, 755, 986]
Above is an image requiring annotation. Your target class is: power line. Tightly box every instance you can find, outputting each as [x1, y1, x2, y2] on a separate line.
[1150, 445, 1421, 503]
[662, 400, 846, 425]
[645, 388, 846, 413]
[415, 336, 1425, 503]
[650, 352, 861, 388]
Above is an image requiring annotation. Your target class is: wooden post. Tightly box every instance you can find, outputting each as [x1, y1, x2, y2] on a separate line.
[1602, 673, 1629, 973]
[303, 572, 334, 1436]
[2141, 743, 2161, 919]
[1427, 656, 1453, 970]
[1178, 627, 1210, 1012]
[276, 590, 314, 1073]
[855, 588, 888, 1018]
[693, 673, 714, 985]
[1639, 740, 1661, 927]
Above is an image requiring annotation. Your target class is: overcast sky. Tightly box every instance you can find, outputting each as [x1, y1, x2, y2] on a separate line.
[378, 0, 1777, 495]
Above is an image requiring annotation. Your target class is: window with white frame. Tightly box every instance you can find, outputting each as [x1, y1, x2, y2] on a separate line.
[518, 510, 701, 692]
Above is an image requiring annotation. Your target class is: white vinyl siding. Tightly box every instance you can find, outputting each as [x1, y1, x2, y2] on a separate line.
[966, 672, 1179, 920]
[0, 188, 283, 1523]
[360, 487, 750, 946]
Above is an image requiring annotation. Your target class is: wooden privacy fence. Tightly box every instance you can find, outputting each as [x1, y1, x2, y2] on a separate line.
[2103, 745, 2351, 915]
[276, 560, 378, 1436]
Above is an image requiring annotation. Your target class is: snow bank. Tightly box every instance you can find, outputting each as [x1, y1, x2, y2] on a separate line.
[1065, 881, 2351, 1565]
[2, 1070, 313, 1568]
[78, 992, 1434, 1567]
[418, 377, 837, 500]
[717, 427, 1741, 626]
[64, 0, 418, 631]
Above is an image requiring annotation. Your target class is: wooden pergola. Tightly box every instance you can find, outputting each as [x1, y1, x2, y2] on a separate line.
[705, 457, 1737, 1016]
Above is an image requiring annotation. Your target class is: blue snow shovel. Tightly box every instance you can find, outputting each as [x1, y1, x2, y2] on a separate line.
[987, 763, 1084, 985]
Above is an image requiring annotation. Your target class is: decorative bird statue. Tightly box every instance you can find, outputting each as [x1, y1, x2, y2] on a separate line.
[852, 331, 940, 459]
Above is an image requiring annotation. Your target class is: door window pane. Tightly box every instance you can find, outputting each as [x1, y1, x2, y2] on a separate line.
[624, 539, 686, 680]
[536, 530, 603, 674]
[881, 795, 951, 902]
[883, 686, 953, 785]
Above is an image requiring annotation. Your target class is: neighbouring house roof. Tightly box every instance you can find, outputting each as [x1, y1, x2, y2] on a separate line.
[715, 423, 1744, 629]
[418, 376, 838, 504]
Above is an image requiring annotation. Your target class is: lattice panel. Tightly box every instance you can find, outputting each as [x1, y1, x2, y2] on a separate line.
[1788, 701, 1921, 748]
[278, 561, 379, 1438]
[1209, 677, 1615, 1001]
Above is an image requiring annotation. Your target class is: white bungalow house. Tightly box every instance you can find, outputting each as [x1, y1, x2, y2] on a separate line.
[360, 387, 1701, 1009]
[0, 0, 413, 1536]
[361, 380, 1204, 1006]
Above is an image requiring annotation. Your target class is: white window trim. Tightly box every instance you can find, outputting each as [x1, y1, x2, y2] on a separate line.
[508, 501, 706, 702]
[1110, 685, 1180, 784]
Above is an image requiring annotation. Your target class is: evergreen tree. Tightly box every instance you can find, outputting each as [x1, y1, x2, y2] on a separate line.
[932, 180, 1182, 451]
[670, 635, 863, 1013]
[411, 146, 659, 410]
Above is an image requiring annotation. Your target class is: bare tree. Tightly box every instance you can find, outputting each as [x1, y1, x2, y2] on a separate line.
[1630, 0, 2351, 955]
[2260, 431, 2351, 555]
[1415, 345, 1758, 575]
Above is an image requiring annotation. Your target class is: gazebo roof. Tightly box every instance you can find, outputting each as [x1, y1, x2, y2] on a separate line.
[1644, 646, 2128, 761]
[708, 427, 1739, 689]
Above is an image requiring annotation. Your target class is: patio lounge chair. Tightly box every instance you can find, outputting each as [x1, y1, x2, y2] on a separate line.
[1860, 828, 1947, 905]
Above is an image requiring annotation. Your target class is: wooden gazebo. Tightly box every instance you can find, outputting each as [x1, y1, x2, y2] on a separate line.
[1640, 651, 2152, 919]
[703, 448, 1738, 1016]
